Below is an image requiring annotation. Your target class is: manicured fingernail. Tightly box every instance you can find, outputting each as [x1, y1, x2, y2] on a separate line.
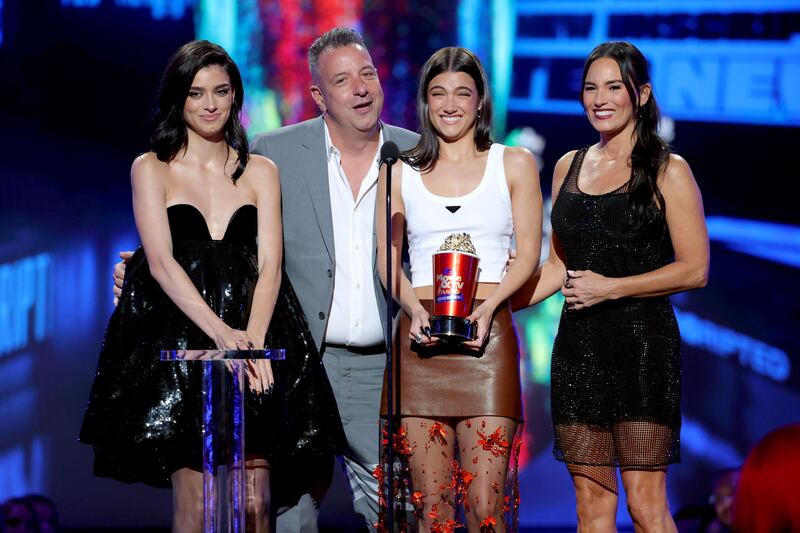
[424, 327, 431, 337]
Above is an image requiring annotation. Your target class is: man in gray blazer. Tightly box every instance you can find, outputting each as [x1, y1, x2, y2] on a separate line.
[250, 28, 418, 532]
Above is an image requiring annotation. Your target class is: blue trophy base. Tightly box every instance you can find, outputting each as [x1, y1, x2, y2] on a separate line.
[429, 315, 476, 342]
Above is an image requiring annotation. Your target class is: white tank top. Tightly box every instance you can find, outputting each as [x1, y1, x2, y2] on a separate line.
[402, 143, 513, 288]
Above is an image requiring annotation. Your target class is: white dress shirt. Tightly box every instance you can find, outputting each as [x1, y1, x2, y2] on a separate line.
[323, 123, 384, 346]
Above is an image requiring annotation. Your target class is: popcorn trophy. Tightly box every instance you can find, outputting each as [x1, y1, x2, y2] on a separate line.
[430, 233, 480, 341]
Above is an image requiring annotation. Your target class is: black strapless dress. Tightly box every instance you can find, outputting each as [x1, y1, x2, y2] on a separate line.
[79, 204, 345, 488]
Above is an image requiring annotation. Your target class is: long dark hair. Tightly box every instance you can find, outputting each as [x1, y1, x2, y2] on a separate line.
[403, 47, 493, 172]
[150, 40, 249, 182]
[582, 41, 669, 225]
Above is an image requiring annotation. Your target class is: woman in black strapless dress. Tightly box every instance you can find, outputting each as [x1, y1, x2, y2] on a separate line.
[79, 41, 343, 532]
[514, 42, 709, 531]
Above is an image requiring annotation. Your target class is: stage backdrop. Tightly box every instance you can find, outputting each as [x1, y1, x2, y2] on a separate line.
[1, 0, 798, 528]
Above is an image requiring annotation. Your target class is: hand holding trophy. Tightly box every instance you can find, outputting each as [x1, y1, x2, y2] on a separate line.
[429, 232, 481, 342]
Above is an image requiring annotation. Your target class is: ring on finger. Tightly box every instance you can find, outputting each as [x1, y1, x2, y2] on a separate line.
[415, 332, 423, 343]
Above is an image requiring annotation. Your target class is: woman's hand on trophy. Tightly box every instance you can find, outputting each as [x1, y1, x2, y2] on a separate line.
[464, 303, 493, 350]
[409, 305, 437, 346]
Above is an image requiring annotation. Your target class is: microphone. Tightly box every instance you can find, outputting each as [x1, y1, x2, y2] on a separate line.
[380, 141, 400, 165]
[379, 139, 400, 527]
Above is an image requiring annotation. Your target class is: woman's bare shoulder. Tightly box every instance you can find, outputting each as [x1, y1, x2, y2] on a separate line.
[130, 152, 170, 186]
[503, 145, 539, 171]
[247, 153, 278, 174]
[241, 154, 280, 191]
[660, 153, 696, 191]
[552, 149, 581, 187]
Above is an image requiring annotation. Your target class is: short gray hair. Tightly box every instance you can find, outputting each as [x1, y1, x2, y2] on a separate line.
[308, 27, 367, 79]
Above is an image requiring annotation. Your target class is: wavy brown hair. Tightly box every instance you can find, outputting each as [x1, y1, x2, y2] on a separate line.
[150, 40, 249, 182]
[403, 47, 493, 172]
[583, 41, 670, 226]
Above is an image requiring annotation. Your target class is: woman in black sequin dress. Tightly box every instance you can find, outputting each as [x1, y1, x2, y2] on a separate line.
[514, 42, 708, 531]
[79, 41, 344, 532]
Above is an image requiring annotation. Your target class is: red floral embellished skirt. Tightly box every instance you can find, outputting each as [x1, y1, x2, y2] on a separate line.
[375, 300, 523, 532]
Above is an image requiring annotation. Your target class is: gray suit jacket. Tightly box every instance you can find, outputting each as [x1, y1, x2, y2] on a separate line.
[250, 116, 419, 351]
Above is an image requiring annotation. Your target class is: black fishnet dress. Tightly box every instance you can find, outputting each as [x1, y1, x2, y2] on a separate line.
[550, 148, 681, 486]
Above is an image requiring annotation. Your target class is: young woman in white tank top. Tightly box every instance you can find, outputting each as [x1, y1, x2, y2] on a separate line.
[377, 48, 543, 532]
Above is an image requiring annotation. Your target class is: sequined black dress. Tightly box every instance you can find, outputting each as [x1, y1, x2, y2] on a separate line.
[79, 204, 345, 488]
[550, 148, 681, 474]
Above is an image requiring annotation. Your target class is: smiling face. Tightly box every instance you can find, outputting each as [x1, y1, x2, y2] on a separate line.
[182, 64, 234, 140]
[310, 43, 384, 136]
[426, 70, 481, 143]
[582, 56, 650, 138]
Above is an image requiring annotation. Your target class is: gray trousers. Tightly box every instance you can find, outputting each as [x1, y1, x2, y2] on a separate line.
[275, 345, 384, 532]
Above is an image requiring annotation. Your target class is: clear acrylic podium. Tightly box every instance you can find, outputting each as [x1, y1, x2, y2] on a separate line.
[161, 349, 286, 532]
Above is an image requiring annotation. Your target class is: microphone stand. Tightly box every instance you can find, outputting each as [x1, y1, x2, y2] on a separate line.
[380, 141, 399, 532]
